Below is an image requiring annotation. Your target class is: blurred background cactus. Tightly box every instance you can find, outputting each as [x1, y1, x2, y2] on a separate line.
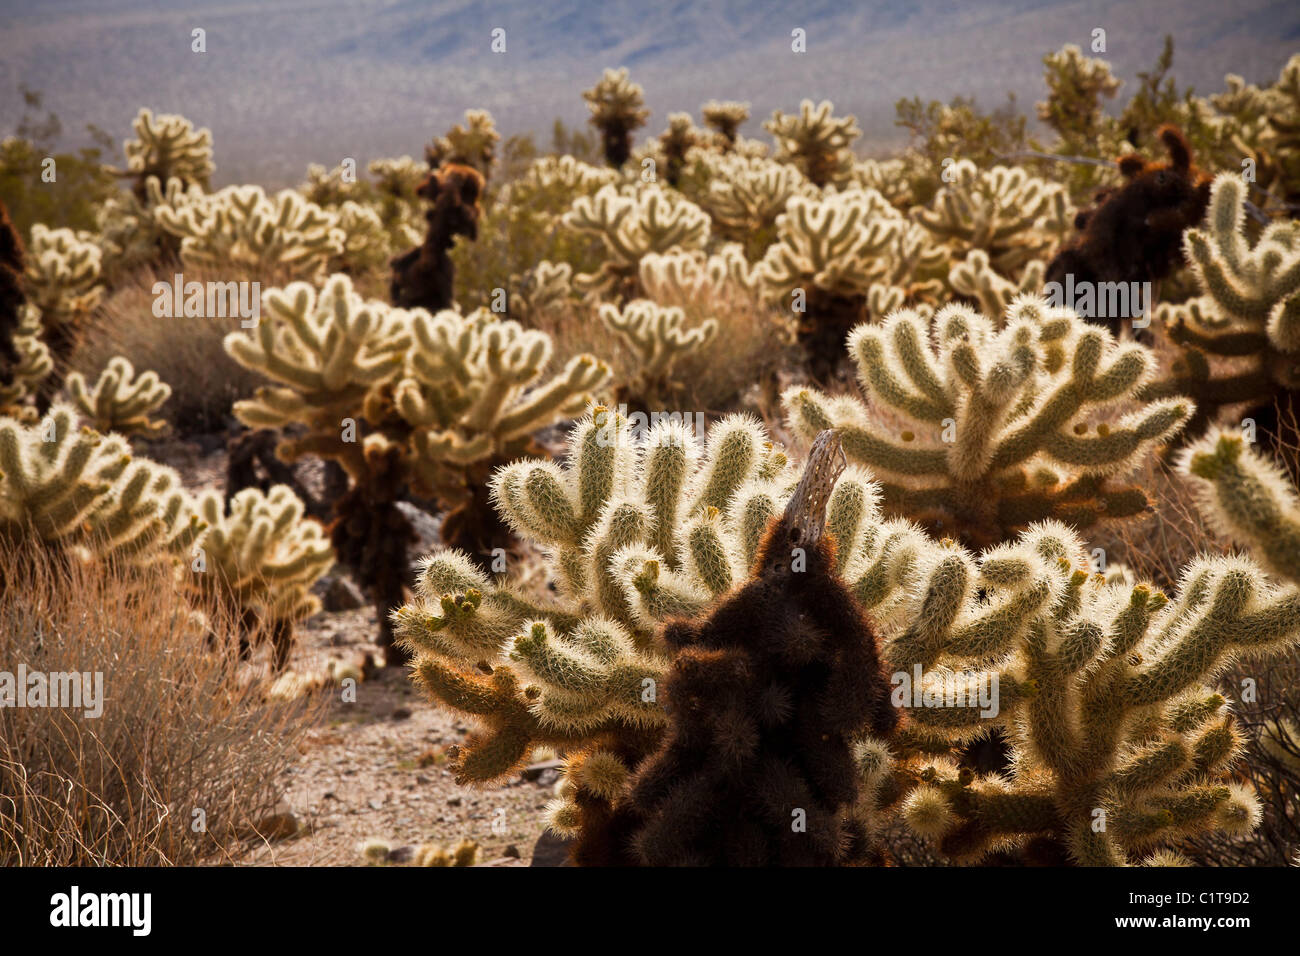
[583, 68, 649, 169]
[764, 99, 861, 188]
[701, 100, 750, 148]
[64, 355, 170, 435]
[114, 107, 214, 199]
[426, 109, 500, 182]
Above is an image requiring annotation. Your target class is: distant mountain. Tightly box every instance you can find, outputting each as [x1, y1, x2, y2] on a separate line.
[1, 0, 1297, 185]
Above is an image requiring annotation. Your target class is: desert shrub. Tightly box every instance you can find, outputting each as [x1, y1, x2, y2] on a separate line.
[0, 542, 318, 865]
[0, 89, 119, 240]
[69, 264, 267, 434]
[528, 275, 794, 418]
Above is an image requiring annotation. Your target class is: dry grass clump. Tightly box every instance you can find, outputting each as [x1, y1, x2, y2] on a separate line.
[68, 263, 271, 434]
[0, 541, 319, 866]
[531, 286, 796, 417]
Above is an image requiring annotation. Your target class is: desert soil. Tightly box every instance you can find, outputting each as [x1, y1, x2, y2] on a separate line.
[144, 433, 554, 868]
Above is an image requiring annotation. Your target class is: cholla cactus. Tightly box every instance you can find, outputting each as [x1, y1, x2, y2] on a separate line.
[190, 485, 334, 670]
[118, 108, 214, 197]
[298, 162, 365, 207]
[598, 299, 717, 405]
[913, 161, 1073, 274]
[656, 113, 702, 187]
[1037, 45, 1122, 145]
[413, 839, 480, 866]
[949, 249, 1047, 321]
[700, 154, 815, 249]
[24, 225, 104, 320]
[562, 184, 710, 298]
[224, 275, 411, 443]
[369, 155, 426, 198]
[1178, 428, 1300, 583]
[1180, 174, 1300, 359]
[94, 175, 205, 281]
[883, 520, 1299, 865]
[24, 224, 104, 367]
[760, 189, 941, 303]
[0, 404, 202, 564]
[504, 155, 618, 212]
[64, 356, 171, 436]
[227, 276, 608, 471]
[507, 260, 573, 322]
[624, 430, 898, 866]
[393, 410, 797, 789]
[637, 244, 760, 309]
[848, 157, 915, 208]
[764, 99, 861, 187]
[700, 100, 750, 146]
[427, 109, 500, 180]
[1212, 55, 1300, 212]
[155, 184, 345, 279]
[0, 308, 52, 420]
[1150, 174, 1300, 433]
[583, 68, 650, 168]
[332, 200, 400, 273]
[784, 296, 1194, 546]
[395, 404, 1291, 865]
[224, 274, 609, 660]
[758, 187, 945, 372]
[397, 307, 610, 475]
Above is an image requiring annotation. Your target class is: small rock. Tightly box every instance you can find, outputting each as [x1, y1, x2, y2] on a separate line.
[320, 575, 366, 612]
[323, 791, 337, 800]
[396, 501, 441, 558]
[387, 844, 416, 864]
[530, 829, 573, 867]
[503, 844, 521, 859]
[447, 796, 462, 807]
[391, 707, 412, 721]
[521, 758, 564, 782]
[251, 806, 301, 842]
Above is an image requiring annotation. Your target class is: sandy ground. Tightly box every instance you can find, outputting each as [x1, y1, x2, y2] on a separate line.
[241, 605, 554, 867]
[143, 433, 554, 867]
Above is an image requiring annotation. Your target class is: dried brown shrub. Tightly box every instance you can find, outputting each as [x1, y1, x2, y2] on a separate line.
[0, 540, 320, 865]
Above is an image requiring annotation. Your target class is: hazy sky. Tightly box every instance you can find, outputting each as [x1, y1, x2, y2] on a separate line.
[2, 0, 1296, 185]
